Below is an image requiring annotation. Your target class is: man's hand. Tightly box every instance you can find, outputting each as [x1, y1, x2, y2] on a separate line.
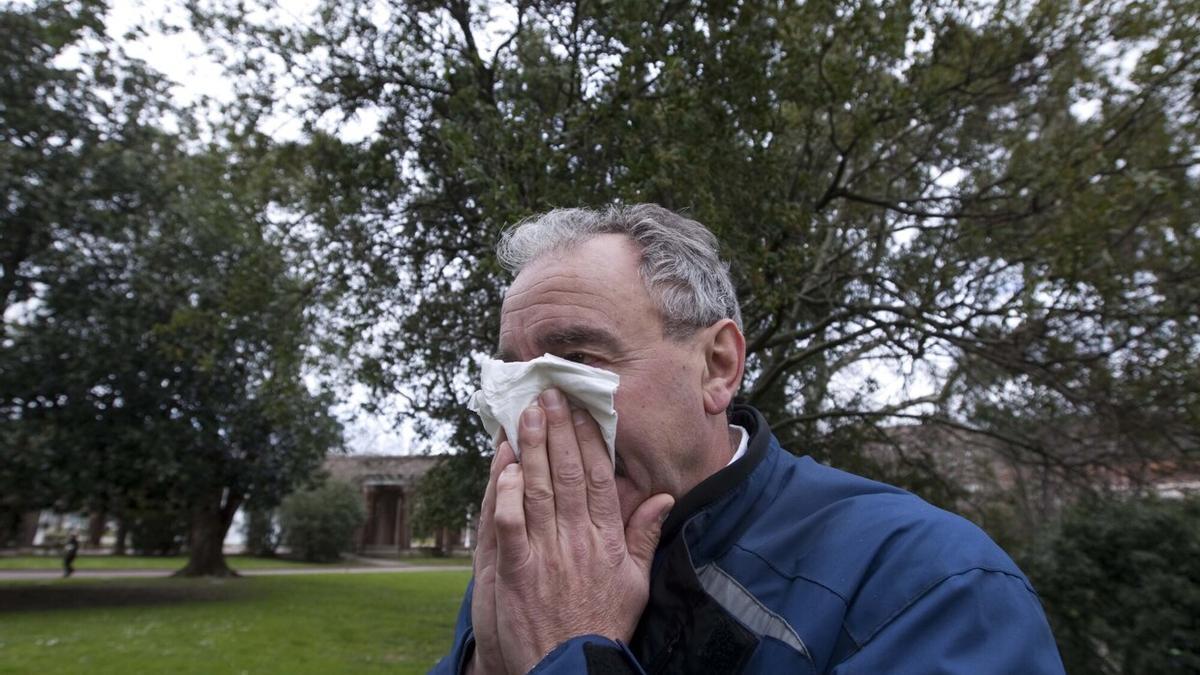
[492, 388, 675, 674]
[467, 438, 517, 675]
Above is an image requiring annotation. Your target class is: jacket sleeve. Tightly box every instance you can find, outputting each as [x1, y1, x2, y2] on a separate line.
[428, 580, 645, 675]
[830, 568, 1065, 675]
[529, 636, 644, 674]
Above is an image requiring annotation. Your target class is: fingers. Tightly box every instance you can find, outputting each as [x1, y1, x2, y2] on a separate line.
[474, 460, 499, 572]
[469, 543, 500, 670]
[494, 463, 530, 573]
[475, 440, 517, 571]
[471, 441, 515, 675]
[540, 389, 589, 525]
[572, 405, 622, 534]
[515, 389, 620, 554]
[518, 404, 556, 535]
[495, 437, 517, 471]
[625, 493, 675, 576]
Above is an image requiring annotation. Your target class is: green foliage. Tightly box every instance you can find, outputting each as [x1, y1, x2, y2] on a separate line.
[128, 509, 189, 556]
[279, 481, 366, 562]
[187, 0, 1200, 525]
[242, 508, 280, 557]
[1, 0, 177, 515]
[1023, 495, 1200, 674]
[411, 452, 488, 535]
[0, 1, 344, 575]
[0, 0, 173, 324]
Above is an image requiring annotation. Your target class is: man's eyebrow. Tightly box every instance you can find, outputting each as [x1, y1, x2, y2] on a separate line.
[492, 325, 623, 362]
[539, 325, 623, 353]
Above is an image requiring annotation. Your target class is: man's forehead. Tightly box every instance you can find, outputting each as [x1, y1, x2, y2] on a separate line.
[499, 257, 629, 324]
[494, 235, 658, 360]
[503, 233, 641, 294]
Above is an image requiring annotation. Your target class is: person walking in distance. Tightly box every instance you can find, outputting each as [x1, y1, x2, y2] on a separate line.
[62, 533, 79, 578]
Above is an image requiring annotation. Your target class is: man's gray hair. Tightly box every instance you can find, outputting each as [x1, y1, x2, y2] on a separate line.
[497, 204, 742, 337]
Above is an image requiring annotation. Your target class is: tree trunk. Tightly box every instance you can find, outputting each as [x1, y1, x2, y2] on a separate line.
[17, 511, 40, 547]
[87, 510, 106, 547]
[174, 491, 243, 577]
[0, 511, 16, 548]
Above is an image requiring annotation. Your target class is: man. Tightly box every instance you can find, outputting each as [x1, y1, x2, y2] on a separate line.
[432, 204, 1064, 674]
[63, 532, 79, 578]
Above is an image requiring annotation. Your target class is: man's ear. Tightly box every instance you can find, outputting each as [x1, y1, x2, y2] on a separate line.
[700, 319, 746, 416]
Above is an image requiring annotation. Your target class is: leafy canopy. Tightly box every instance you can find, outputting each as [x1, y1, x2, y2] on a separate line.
[1, 0, 343, 573]
[187, 0, 1199, 527]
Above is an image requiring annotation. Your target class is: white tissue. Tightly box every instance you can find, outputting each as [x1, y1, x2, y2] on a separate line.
[468, 354, 620, 464]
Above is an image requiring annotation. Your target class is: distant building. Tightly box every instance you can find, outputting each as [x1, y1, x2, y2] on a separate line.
[861, 422, 1200, 531]
[3, 455, 470, 555]
[323, 455, 471, 555]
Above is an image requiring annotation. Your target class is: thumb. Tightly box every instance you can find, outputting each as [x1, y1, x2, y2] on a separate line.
[625, 493, 675, 573]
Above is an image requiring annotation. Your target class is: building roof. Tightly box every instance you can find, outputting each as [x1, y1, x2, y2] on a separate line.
[323, 454, 442, 488]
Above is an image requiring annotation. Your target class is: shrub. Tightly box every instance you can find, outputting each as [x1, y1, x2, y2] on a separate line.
[1023, 494, 1200, 674]
[279, 480, 365, 562]
[129, 510, 188, 556]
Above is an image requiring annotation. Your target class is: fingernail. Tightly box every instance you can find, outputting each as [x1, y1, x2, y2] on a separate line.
[540, 388, 564, 410]
[572, 409, 588, 426]
[659, 501, 674, 525]
[523, 406, 544, 430]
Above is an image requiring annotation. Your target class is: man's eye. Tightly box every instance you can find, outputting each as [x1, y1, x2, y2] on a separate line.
[564, 352, 594, 364]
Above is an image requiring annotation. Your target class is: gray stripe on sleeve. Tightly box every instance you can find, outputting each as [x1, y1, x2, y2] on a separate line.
[696, 562, 811, 660]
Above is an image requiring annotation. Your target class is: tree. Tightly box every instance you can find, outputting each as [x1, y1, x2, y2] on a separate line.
[189, 0, 1199, 521]
[1023, 495, 1200, 674]
[1, 0, 175, 526]
[1, 1, 343, 575]
[1, 0, 173, 325]
[410, 451, 488, 543]
[279, 480, 366, 562]
[129, 508, 190, 557]
[243, 506, 281, 557]
[2, 135, 344, 574]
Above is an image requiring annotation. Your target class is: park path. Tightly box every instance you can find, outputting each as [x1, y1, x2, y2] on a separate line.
[0, 563, 470, 581]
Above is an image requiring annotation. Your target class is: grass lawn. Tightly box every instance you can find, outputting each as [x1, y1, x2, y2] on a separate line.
[0, 570, 471, 674]
[397, 556, 473, 567]
[0, 555, 354, 571]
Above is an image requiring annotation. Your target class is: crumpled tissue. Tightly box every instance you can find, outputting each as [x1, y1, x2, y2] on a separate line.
[468, 353, 619, 464]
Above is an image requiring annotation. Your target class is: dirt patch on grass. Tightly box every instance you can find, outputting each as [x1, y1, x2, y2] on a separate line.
[0, 579, 260, 613]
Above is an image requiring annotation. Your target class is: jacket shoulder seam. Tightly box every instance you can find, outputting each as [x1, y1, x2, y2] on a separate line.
[730, 542, 851, 605]
[838, 566, 1042, 663]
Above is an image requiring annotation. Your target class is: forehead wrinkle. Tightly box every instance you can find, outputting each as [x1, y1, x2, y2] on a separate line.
[502, 290, 620, 328]
[499, 242, 658, 360]
[504, 267, 596, 302]
[512, 287, 620, 310]
[504, 284, 632, 318]
[501, 283, 628, 342]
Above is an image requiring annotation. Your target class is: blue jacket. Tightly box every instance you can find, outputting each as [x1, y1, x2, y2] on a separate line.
[432, 405, 1064, 673]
